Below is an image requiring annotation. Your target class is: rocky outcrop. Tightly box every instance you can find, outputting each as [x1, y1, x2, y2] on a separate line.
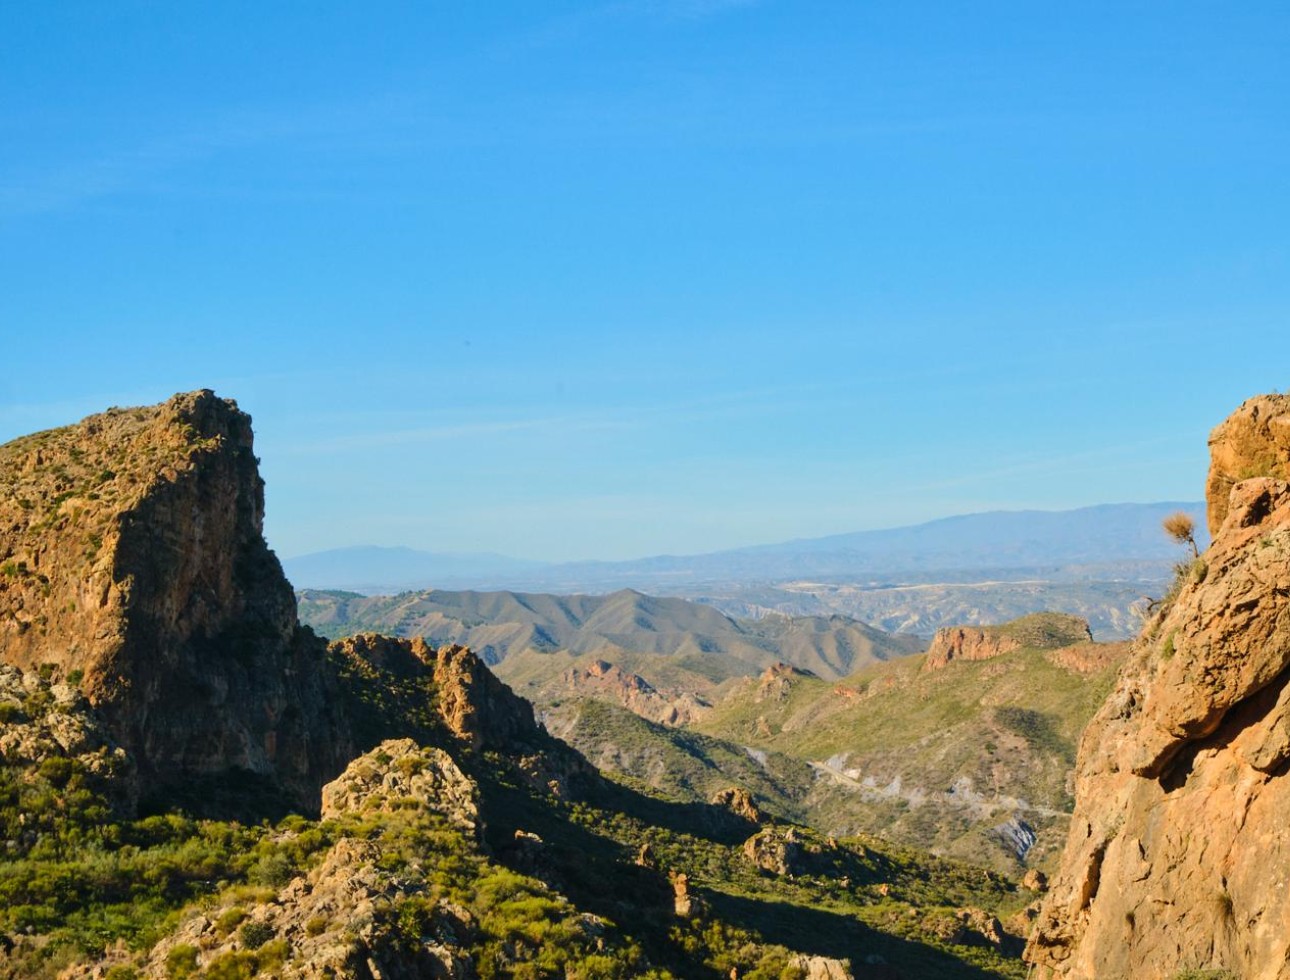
[1027, 394, 1290, 979]
[102, 740, 488, 979]
[743, 827, 808, 876]
[560, 659, 710, 726]
[755, 662, 814, 702]
[922, 627, 1021, 671]
[923, 614, 1092, 672]
[0, 392, 351, 809]
[710, 786, 764, 824]
[320, 738, 479, 833]
[787, 954, 853, 979]
[1205, 392, 1290, 534]
[1045, 641, 1129, 676]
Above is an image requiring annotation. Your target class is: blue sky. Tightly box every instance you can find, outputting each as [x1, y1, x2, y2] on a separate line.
[2, 2, 1287, 561]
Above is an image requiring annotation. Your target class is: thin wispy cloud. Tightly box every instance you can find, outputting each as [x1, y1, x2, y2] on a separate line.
[282, 415, 634, 456]
[0, 91, 424, 216]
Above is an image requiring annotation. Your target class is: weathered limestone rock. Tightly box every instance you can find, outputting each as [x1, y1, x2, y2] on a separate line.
[710, 785, 764, 824]
[327, 633, 539, 753]
[1205, 392, 1290, 534]
[670, 871, 704, 918]
[560, 659, 710, 726]
[743, 827, 806, 876]
[922, 628, 1022, 671]
[1020, 868, 1048, 893]
[0, 663, 137, 813]
[1027, 393, 1290, 979]
[755, 662, 812, 702]
[0, 392, 352, 809]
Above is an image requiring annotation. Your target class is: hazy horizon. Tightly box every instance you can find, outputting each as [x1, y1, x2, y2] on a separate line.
[279, 498, 1205, 565]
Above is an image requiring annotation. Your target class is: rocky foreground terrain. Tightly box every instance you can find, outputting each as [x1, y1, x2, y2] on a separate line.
[0, 392, 1036, 979]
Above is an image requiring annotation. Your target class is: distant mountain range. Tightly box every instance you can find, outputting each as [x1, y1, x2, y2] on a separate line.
[298, 587, 923, 685]
[285, 503, 1205, 639]
[283, 501, 1207, 594]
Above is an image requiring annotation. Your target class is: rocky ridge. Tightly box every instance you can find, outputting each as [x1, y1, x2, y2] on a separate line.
[1027, 394, 1290, 978]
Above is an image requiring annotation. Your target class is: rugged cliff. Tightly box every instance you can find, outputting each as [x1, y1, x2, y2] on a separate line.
[0, 391, 351, 808]
[1027, 395, 1290, 979]
[1205, 392, 1290, 535]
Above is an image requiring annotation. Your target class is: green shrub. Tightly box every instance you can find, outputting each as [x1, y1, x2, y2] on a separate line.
[215, 907, 247, 936]
[164, 943, 199, 979]
[304, 915, 328, 937]
[239, 920, 275, 950]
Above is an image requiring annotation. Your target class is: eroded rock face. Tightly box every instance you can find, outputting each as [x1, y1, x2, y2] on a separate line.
[0, 392, 351, 809]
[755, 662, 813, 702]
[1205, 392, 1290, 535]
[743, 827, 808, 876]
[923, 628, 1022, 671]
[1026, 394, 1290, 979]
[787, 953, 853, 979]
[327, 633, 541, 754]
[923, 614, 1091, 672]
[710, 786, 764, 824]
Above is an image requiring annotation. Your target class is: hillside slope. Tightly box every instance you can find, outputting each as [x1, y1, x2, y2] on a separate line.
[693, 614, 1127, 873]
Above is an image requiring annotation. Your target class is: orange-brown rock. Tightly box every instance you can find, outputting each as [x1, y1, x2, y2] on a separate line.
[1044, 641, 1129, 676]
[0, 392, 351, 809]
[755, 662, 813, 702]
[786, 954, 853, 979]
[1205, 391, 1290, 535]
[120, 837, 475, 979]
[923, 614, 1091, 672]
[922, 627, 1022, 671]
[1027, 393, 1290, 979]
[320, 738, 479, 833]
[710, 786, 764, 824]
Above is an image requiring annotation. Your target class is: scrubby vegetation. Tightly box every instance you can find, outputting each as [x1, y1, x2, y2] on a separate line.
[0, 721, 1031, 979]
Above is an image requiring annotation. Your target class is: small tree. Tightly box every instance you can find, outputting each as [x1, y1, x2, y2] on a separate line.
[1163, 511, 1199, 558]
